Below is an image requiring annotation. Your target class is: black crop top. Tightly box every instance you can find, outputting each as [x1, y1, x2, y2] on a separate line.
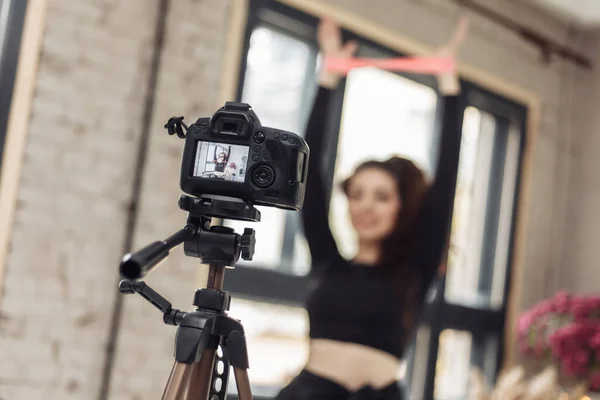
[303, 86, 462, 359]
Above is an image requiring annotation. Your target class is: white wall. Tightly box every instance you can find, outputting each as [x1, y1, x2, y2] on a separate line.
[560, 32, 600, 293]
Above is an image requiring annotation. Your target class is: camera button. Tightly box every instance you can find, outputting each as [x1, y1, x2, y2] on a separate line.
[288, 137, 295, 144]
[274, 132, 280, 139]
[281, 134, 288, 141]
[252, 154, 259, 162]
[201, 128, 208, 134]
[253, 146, 261, 153]
[254, 132, 265, 143]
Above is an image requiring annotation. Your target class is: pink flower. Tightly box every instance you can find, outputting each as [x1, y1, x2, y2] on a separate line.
[590, 371, 600, 391]
[592, 333, 600, 361]
[534, 339, 546, 356]
[573, 304, 590, 321]
[537, 299, 555, 315]
[517, 314, 533, 335]
[574, 349, 589, 365]
[590, 297, 600, 312]
[561, 352, 579, 377]
[519, 292, 600, 383]
[560, 347, 589, 376]
[554, 291, 571, 313]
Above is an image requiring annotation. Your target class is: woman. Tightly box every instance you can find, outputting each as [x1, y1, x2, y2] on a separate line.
[213, 145, 230, 173]
[275, 17, 468, 400]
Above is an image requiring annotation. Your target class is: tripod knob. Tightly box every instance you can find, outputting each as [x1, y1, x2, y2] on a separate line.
[240, 228, 255, 261]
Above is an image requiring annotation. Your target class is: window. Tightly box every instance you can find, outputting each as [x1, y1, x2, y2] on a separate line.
[406, 85, 526, 398]
[225, 1, 528, 399]
[0, 0, 28, 167]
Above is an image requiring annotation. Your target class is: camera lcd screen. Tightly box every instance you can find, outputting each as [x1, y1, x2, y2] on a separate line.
[193, 141, 249, 183]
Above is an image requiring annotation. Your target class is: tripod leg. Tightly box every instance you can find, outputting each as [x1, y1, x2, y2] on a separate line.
[233, 367, 253, 400]
[161, 361, 194, 400]
[184, 349, 216, 400]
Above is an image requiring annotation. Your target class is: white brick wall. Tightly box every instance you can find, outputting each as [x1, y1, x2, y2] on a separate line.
[0, 0, 159, 398]
[0, 0, 595, 398]
[107, 1, 234, 399]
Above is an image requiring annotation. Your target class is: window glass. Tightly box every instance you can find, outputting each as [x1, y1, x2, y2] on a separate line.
[445, 107, 520, 309]
[292, 230, 311, 275]
[0, 0, 8, 63]
[434, 330, 472, 399]
[224, 26, 317, 271]
[434, 329, 498, 400]
[408, 325, 431, 400]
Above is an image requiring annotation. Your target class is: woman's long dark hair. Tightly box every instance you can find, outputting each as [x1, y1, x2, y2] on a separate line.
[341, 156, 430, 330]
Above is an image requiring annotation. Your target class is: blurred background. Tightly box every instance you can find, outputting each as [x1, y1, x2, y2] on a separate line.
[0, 0, 599, 399]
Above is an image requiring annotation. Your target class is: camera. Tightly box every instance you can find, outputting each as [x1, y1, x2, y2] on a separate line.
[171, 102, 309, 211]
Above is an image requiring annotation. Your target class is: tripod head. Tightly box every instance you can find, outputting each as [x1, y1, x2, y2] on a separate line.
[119, 194, 259, 281]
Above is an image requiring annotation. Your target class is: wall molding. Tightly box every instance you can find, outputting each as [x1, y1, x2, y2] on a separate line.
[0, 0, 49, 304]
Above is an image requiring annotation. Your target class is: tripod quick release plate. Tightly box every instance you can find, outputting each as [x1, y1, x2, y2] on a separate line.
[179, 195, 260, 223]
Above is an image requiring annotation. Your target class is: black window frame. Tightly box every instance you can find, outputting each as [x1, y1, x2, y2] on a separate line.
[408, 82, 527, 398]
[0, 0, 28, 172]
[225, 1, 528, 399]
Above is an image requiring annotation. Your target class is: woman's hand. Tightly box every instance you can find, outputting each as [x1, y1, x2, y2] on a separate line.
[317, 17, 358, 89]
[435, 16, 469, 96]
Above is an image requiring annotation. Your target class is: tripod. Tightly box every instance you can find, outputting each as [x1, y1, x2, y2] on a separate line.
[119, 194, 260, 400]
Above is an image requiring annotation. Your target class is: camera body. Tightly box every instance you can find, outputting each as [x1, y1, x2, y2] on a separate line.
[179, 102, 309, 211]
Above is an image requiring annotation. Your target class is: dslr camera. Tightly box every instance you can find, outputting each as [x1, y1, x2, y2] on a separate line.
[168, 102, 309, 211]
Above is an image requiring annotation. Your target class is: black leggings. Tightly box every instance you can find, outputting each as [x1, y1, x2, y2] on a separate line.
[274, 370, 405, 400]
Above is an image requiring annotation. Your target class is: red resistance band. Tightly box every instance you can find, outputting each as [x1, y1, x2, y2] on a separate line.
[324, 56, 455, 75]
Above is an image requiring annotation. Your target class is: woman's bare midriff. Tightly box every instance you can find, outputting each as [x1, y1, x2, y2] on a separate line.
[304, 339, 400, 392]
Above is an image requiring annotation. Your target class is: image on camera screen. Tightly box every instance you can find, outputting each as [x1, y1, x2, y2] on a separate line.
[193, 141, 249, 183]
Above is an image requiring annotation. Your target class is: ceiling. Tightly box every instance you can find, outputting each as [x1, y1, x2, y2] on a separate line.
[525, 0, 600, 28]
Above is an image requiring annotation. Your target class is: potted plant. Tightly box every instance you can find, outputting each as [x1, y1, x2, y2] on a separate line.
[517, 291, 600, 396]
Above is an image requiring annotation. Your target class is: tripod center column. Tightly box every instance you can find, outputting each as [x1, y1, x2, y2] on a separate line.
[207, 264, 225, 290]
